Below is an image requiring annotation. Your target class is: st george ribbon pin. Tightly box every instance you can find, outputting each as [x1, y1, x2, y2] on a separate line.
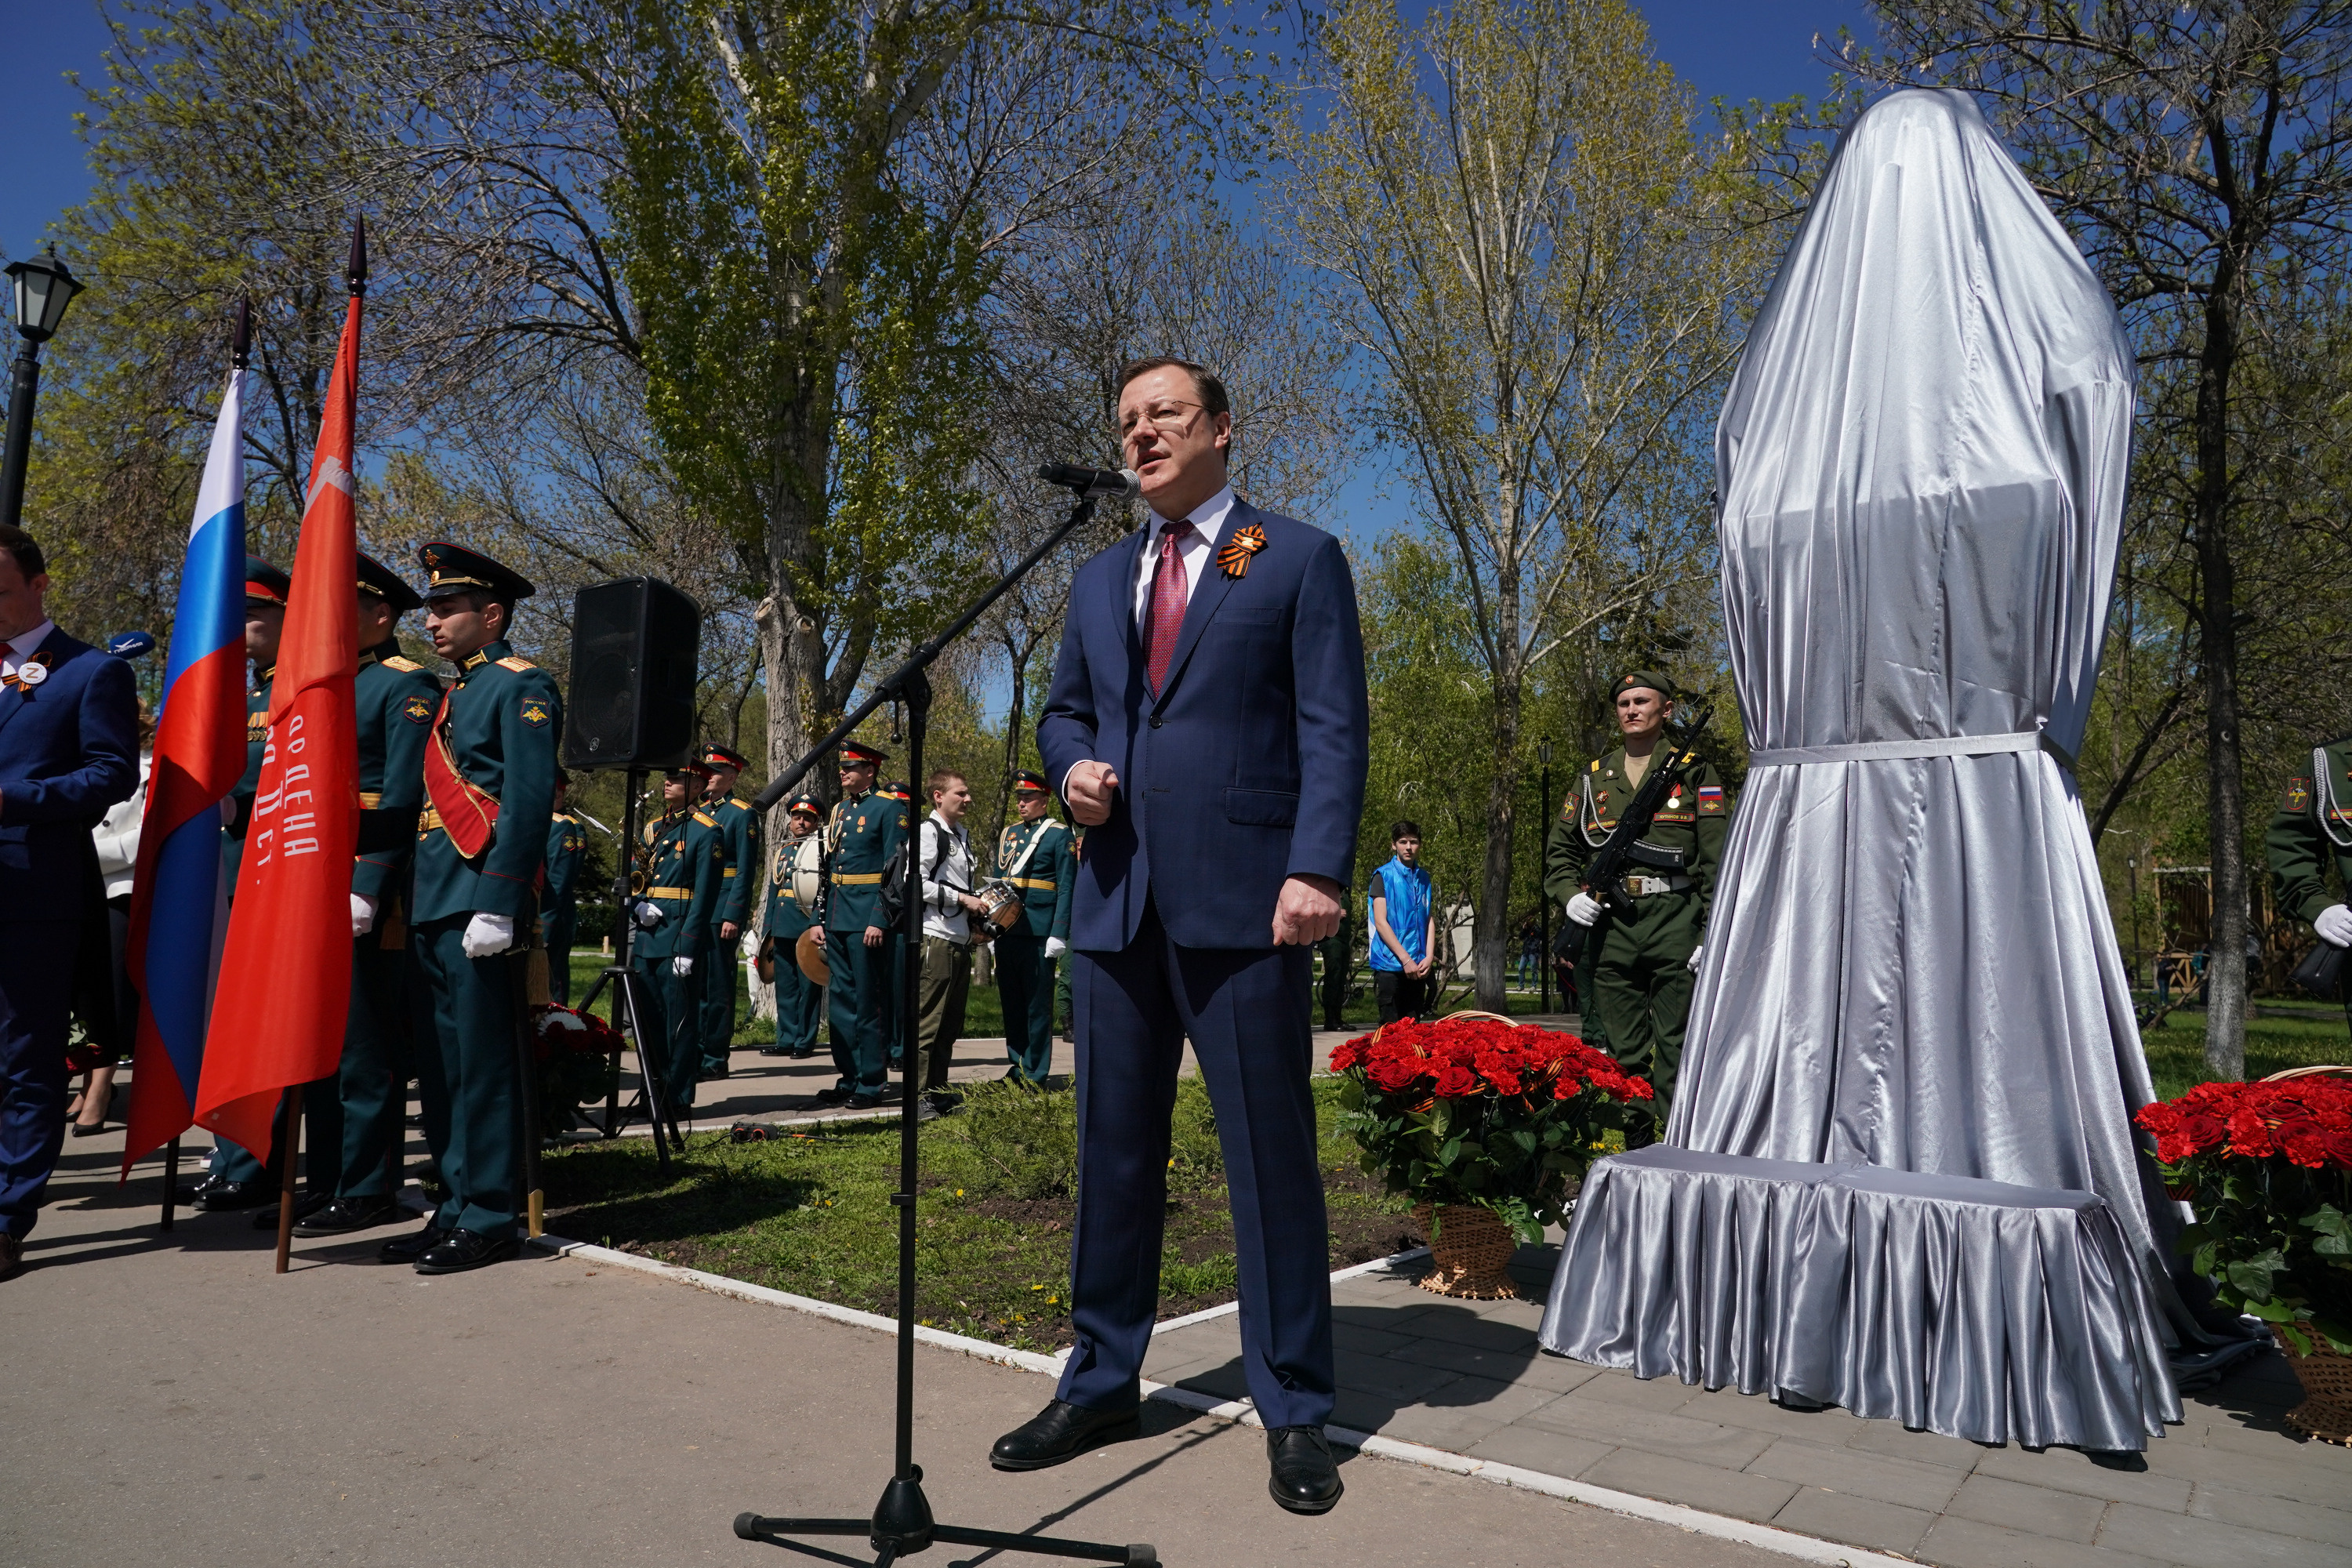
[14, 659, 46, 688]
[1217, 523, 1266, 579]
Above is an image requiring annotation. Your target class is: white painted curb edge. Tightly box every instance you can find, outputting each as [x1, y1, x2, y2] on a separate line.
[532, 1231, 1908, 1568]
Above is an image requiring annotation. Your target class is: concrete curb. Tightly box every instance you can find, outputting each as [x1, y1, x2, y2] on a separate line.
[528, 1231, 1912, 1568]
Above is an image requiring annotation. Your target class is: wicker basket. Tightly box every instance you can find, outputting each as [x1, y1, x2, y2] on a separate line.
[2285, 1342, 2352, 1446]
[1414, 1203, 1522, 1299]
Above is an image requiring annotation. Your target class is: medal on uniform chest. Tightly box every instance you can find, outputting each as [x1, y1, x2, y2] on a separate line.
[1217, 524, 1266, 579]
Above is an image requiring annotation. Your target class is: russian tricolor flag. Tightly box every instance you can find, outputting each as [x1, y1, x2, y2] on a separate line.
[122, 365, 248, 1177]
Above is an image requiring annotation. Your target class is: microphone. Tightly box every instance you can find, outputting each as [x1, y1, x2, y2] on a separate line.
[1036, 463, 1142, 500]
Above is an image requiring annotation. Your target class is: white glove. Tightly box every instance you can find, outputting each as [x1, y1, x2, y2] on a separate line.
[1687, 942, 1704, 973]
[672, 956, 695, 976]
[1566, 891, 1602, 927]
[633, 900, 664, 929]
[2317, 903, 2352, 949]
[461, 912, 515, 959]
[1045, 937, 1067, 959]
[350, 894, 379, 937]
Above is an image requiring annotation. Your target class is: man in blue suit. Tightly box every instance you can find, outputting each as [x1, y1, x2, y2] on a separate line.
[0, 525, 139, 1279]
[990, 358, 1368, 1513]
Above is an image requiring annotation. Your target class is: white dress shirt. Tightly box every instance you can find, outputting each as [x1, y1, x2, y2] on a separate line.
[1131, 486, 1236, 628]
[3, 619, 56, 679]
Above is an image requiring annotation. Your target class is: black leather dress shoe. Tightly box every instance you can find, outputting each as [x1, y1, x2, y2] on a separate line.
[379, 1221, 451, 1264]
[414, 1228, 521, 1275]
[757, 1047, 789, 1057]
[292, 1196, 399, 1236]
[809, 1085, 852, 1108]
[192, 1180, 271, 1213]
[989, 1399, 1141, 1471]
[786, 1045, 815, 1059]
[252, 1190, 336, 1229]
[1265, 1426, 1343, 1515]
[843, 1093, 887, 1112]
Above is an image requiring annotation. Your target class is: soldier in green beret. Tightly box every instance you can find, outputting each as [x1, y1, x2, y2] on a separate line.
[542, 771, 587, 1004]
[628, 763, 727, 1113]
[816, 741, 906, 1109]
[760, 793, 826, 1058]
[696, 742, 760, 1081]
[1542, 673, 1731, 1134]
[296, 554, 443, 1236]
[993, 770, 1073, 1087]
[379, 542, 564, 1274]
[2267, 737, 2352, 982]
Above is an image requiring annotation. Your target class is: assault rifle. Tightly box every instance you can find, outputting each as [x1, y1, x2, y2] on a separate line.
[1552, 745, 1700, 969]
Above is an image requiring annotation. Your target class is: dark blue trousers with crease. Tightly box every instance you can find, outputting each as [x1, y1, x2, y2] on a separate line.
[1056, 899, 1334, 1430]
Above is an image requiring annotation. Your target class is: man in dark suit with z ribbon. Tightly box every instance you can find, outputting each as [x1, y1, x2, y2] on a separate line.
[0, 525, 138, 1279]
[991, 358, 1369, 1514]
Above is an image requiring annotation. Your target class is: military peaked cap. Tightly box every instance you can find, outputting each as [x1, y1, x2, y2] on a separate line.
[701, 742, 750, 772]
[418, 541, 535, 602]
[245, 556, 292, 606]
[840, 739, 888, 765]
[1012, 769, 1050, 793]
[786, 792, 823, 817]
[356, 550, 423, 614]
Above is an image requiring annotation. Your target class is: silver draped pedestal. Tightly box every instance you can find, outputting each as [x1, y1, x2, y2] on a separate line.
[1540, 89, 2238, 1450]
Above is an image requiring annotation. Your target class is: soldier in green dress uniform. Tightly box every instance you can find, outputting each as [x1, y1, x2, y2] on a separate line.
[379, 543, 564, 1275]
[992, 770, 1073, 1087]
[696, 742, 760, 1080]
[816, 740, 906, 1109]
[630, 763, 726, 1112]
[543, 771, 587, 1004]
[760, 792, 826, 1058]
[2267, 738, 2352, 983]
[1542, 673, 1730, 1134]
[296, 554, 443, 1236]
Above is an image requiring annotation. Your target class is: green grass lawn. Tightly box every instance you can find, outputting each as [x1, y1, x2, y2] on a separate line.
[539, 1076, 1421, 1353]
[2138, 1008, 2350, 1102]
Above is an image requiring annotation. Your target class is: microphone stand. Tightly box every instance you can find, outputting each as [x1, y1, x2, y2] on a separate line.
[734, 489, 1153, 1566]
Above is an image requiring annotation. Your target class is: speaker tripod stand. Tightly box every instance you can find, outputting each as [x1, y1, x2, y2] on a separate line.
[575, 764, 679, 1173]
[731, 485, 1151, 1566]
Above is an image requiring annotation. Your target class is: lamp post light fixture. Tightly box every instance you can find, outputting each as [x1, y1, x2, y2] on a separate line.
[1538, 738, 1554, 1013]
[0, 248, 87, 529]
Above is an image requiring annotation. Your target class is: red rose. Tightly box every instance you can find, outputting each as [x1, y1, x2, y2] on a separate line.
[1432, 1060, 1479, 1098]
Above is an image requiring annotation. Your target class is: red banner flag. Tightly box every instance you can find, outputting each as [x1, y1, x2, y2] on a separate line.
[191, 288, 363, 1160]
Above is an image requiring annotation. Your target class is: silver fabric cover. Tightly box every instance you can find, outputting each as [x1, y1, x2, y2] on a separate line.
[1675, 87, 2201, 1348]
[1543, 1148, 2177, 1448]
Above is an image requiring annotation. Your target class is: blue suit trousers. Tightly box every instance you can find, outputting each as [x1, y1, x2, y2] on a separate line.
[0, 918, 77, 1240]
[1057, 901, 1334, 1429]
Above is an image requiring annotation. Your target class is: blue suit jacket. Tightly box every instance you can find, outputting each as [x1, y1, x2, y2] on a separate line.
[1039, 500, 1369, 952]
[0, 627, 140, 924]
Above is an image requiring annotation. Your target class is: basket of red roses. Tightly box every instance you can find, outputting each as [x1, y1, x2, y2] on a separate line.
[532, 1004, 626, 1134]
[1329, 1011, 1653, 1299]
[2135, 1066, 2352, 1444]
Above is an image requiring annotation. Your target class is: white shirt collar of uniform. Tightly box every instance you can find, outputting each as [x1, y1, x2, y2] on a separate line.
[4, 619, 55, 674]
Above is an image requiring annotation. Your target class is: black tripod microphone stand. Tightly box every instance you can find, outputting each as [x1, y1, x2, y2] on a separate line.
[732, 485, 1154, 1566]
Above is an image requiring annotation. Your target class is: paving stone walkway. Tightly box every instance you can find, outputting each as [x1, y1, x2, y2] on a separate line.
[1142, 1244, 2352, 1568]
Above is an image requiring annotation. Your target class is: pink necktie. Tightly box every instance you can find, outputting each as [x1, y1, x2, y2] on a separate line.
[1144, 519, 1194, 696]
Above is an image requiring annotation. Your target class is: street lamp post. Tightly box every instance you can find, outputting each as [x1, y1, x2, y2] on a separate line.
[0, 249, 87, 529]
[1538, 738, 1553, 1013]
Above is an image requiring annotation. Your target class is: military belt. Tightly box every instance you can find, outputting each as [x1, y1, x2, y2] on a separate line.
[1007, 876, 1056, 891]
[360, 791, 383, 808]
[418, 807, 443, 832]
[648, 886, 694, 900]
[1619, 873, 1693, 898]
[834, 872, 884, 886]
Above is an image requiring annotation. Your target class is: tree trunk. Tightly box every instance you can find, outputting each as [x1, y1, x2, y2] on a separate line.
[1478, 644, 1522, 1014]
[2194, 287, 2247, 1081]
[757, 459, 834, 810]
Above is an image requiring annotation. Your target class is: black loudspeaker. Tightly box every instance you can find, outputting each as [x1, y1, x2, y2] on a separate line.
[563, 577, 702, 771]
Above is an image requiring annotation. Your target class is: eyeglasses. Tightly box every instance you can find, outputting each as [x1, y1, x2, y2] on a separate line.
[1120, 399, 1207, 440]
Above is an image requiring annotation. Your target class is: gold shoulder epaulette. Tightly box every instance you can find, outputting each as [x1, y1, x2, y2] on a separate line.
[382, 655, 424, 672]
[693, 810, 718, 828]
[496, 655, 535, 671]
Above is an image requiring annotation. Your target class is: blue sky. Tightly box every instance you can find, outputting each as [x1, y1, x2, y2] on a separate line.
[1, 2, 1872, 264]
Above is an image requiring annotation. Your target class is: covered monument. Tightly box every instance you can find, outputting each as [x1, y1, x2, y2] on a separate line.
[1541, 89, 2245, 1451]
